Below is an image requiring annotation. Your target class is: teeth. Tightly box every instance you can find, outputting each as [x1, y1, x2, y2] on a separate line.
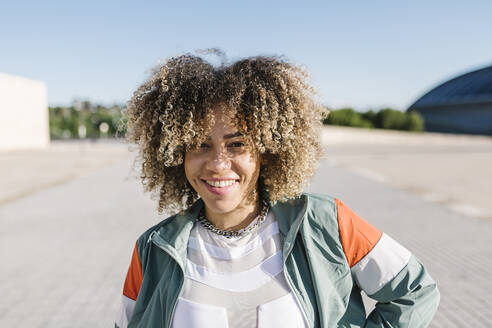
[205, 180, 237, 188]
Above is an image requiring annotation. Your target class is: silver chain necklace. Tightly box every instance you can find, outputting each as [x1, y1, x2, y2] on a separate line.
[197, 200, 270, 238]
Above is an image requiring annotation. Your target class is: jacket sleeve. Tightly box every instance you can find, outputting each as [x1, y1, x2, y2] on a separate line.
[115, 241, 144, 328]
[335, 198, 440, 327]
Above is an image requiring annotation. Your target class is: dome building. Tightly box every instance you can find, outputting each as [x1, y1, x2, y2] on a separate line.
[407, 64, 492, 135]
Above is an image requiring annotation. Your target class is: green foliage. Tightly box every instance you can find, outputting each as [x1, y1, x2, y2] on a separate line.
[361, 110, 376, 125]
[48, 101, 127, 139]
[405, 110, 425, 131]
[323, 108, 373, 128]
[49, 102, 425, 139]
[323, 107, 424, 132]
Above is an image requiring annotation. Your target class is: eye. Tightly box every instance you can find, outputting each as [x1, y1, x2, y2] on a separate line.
[229, 141, 244, 148]
[200, 143, 211, 149]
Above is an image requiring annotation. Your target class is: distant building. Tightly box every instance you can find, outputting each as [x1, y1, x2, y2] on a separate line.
[0, 73, 49, 150]
[407, 65, 492, 135]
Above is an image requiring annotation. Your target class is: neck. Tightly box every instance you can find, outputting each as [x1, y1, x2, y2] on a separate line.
[204, 197, 262, 231]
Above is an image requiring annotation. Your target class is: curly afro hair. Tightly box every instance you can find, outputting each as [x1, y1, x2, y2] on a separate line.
[125, 52, 323, 214]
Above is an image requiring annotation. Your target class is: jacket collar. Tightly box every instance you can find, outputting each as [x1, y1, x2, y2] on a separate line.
[151, 194, 309, 266]
[269, 194, 309, 259]
[269, 194, 308, 237]
[150, 199, 203, 269]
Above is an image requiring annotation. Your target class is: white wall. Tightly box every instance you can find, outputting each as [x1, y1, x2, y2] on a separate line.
[0, 73, 49, 150]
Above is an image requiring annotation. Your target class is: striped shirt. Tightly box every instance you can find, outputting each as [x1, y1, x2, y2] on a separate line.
[171, 210, 308, 328]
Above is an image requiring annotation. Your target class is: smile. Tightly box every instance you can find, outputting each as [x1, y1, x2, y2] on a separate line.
[203, 179, 238, 188]
[200, 179, 239, 196]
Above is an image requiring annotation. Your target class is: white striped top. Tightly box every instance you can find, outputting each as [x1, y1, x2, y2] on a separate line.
[171, 210, 308, 328]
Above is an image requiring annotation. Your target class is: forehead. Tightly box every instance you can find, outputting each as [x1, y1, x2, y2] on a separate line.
[206, 115, 243, 139]
[204, 104, 245, 134]
[186, 105, 254, 150]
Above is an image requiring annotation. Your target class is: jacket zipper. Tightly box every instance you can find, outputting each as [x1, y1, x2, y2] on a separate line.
[149, 231, 185, 328]
[167, 271, 184, 328]
[282, 218, 311, 328]
[283, 269, 311, 328]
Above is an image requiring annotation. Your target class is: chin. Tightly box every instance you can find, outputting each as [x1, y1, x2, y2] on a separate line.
[202, 197, 239, 214]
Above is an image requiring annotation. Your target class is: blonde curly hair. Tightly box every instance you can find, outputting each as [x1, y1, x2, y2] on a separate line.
[125, 53, 323, 214]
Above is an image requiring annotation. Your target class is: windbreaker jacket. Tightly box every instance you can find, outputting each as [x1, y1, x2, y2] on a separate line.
[116, 193, 440, 327]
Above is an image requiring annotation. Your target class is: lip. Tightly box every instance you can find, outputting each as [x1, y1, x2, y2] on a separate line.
[200, 179, 239, 196]
[201, 177, 239, 181]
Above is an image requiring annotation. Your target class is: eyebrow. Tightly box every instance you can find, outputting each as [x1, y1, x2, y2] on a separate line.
[203, 132, 243, 142]
[223, 132, 243, 139]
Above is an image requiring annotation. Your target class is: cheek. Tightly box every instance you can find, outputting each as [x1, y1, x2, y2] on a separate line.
[184, 153, 197, 182]
[239, 154, 261, 180]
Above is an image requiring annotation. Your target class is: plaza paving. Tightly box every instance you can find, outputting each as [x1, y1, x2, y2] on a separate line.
[1, 128, 492, 327]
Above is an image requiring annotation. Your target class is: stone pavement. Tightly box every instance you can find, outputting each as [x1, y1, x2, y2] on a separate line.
[0, 140, 131, 205]
[321, 126, 492, 220]
[1, 132, 492, 327]
[0, 157, 159, 327]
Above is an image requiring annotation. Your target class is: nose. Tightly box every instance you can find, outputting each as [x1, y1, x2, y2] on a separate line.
[206, 146, 231, 171]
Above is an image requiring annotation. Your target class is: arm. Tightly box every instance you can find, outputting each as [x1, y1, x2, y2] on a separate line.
[335, 198, 440, 328]
[363, 254, 439, 327]
[115, 241, 143, 328]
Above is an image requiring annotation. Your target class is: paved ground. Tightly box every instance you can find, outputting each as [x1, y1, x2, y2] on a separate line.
[1, 129, 492, 327]
[0, 157, 156, 327]
[0, 140, 130, 205]
[321, 126, 492, 220]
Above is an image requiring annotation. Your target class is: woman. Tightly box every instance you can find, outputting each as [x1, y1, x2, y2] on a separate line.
[116, 54, 439, 328]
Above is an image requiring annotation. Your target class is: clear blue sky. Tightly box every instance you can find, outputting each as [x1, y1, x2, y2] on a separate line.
[1, 0, 491, 110]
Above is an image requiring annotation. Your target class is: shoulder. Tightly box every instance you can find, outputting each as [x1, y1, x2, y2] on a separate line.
[301, 193, 378, 235]
[299, 193, 383, 267]
[327, 197, 383, 268]
[134, 213, 180, 255]
[136, 214, 178, 245]
[295, 193, 341, 245]
[301, 192, 338, 224]
[134, 199, 203, 258]
[303, 192, 337, 209]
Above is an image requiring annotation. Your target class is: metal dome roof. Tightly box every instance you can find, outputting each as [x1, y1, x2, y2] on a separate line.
[409, 64, 492, 109]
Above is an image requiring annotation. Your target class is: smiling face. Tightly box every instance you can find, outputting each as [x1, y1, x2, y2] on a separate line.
[184, 107, 261, 219]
